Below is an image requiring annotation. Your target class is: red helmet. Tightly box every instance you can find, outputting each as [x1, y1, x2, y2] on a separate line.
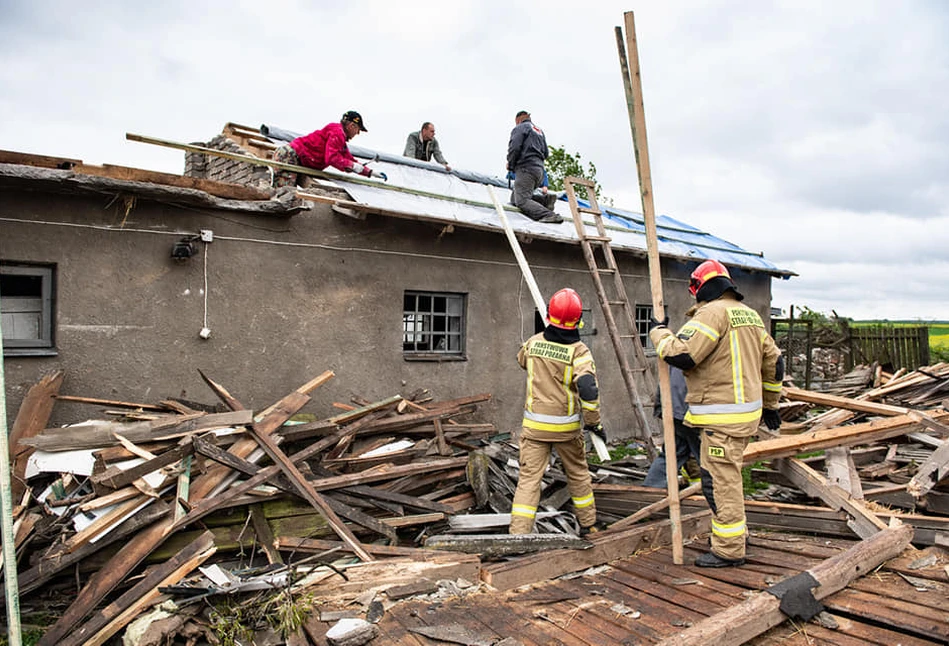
[547, 288, 583, 329]
[689, 259, 731, 298]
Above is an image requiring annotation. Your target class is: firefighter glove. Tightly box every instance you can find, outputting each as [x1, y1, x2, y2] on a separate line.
[371, 169, 388, 181]
[584, 422, 604, 434]
[506, 170, 515, 181]
[762, 409, 781, 431]
[648, 315, 669, 331]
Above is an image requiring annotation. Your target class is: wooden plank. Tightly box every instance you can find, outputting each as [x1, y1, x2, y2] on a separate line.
[907, 430, 949, 498]
[775, 458, 887, 539]
[743, 410, 949, 462]
[24, 410, 252, 451]
[783, 386, 910, 416]
[304, 553, 481, 597]
[247, 420, 374, 561]
[275, 536, 459, 559]
[653, 523, 914, 646]
[91, 438, 193, 489]
[825, 447, 864, 499]
[610, 482, 702, 530]
[0, 149, 81, 168]
[173, 453, 192, 522]
[75, 162, 271, 201]
[58, 531, 216, 646]
[197, 368, 246, 411]
[249, 503, 283, 565]
[482, 511, 710, 591]
[824, 588, 949, 642]
[9, 369, 65, 500]
[52, 394, 167, 411]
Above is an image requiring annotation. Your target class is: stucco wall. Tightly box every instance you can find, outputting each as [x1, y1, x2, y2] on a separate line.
[1, 189, 774, 443]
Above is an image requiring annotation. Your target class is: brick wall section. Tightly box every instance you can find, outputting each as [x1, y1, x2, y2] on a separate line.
[184, 135, 272, 190]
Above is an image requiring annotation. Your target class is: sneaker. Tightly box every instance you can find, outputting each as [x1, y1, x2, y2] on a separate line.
[537, 213, 565, 224]
[694, 551, 745, 568]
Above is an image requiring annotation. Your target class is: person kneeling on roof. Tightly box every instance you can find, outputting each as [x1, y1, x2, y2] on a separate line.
[272, 110, 387, 188]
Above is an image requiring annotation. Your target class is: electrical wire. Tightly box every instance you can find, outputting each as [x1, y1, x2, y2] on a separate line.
[203, 239, 209, 331]
[0, 215, 663, 279]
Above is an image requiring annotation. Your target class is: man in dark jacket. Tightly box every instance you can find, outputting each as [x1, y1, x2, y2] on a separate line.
[642, 365, 702, 488]
[506, 111, 563, 224]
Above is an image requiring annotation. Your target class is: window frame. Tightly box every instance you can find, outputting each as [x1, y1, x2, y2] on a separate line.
[402, 290, 467, 361]
[634, 303, 656, 354]
[1, 262, 57, 357]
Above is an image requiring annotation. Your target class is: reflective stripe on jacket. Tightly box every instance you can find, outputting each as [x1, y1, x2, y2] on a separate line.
[649, 295, 782, 435]
[518, 333, 600, 441]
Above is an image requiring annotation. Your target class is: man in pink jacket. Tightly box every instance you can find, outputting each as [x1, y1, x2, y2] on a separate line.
[272, 111, 387, 188]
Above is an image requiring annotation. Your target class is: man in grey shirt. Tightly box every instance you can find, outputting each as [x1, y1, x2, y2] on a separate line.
[506, 111, 563, 224]
[404, 122, 450, 171]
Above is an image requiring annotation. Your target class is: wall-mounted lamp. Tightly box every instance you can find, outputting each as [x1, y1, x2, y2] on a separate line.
[171, 236, 200, 262]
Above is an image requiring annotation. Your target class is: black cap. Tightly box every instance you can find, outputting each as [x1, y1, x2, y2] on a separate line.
[342, 110, 367, 132]
[515, 110, 530, 119]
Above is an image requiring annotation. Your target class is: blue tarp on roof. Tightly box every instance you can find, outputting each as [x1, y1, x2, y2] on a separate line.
[261, 124, 793, 278]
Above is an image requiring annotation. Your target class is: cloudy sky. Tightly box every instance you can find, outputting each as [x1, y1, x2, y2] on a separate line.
[2, 1, 947, 320]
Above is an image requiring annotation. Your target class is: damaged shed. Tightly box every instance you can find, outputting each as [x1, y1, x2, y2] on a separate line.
[2, 126, 791, 443]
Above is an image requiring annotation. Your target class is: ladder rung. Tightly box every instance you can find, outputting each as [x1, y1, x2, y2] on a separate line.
[577, 206, 601, 215]
[607, 300, 628, 306]
[596, 268, 616, 274]
[619, 334, 639, 339]
[583, 236, 612, 243]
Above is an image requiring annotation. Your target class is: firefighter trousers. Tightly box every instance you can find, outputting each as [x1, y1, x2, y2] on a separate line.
[509, 434, 597, 534]
[699, 428, 750, 560]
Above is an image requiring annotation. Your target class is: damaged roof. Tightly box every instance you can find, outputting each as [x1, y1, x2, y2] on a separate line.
[261, 124, 795, 279]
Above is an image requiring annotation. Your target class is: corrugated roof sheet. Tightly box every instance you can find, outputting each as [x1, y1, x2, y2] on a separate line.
[262, 125, 794, 278]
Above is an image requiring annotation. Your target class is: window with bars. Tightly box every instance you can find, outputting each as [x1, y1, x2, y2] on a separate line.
[403, 291, 466, 359]
[1, 263, 56, 356]
[635, 304, 654, 351]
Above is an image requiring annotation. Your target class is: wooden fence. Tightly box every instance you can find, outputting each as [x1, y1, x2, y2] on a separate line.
[847, 325, 930, 372]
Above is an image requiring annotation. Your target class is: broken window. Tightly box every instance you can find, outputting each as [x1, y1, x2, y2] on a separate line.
[635, 304, 654, 351]
[403, 291, 466, 360]
[1, 263, 56, 356]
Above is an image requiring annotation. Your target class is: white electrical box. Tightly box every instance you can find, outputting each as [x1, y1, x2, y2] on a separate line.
[200, 230, 214, 243]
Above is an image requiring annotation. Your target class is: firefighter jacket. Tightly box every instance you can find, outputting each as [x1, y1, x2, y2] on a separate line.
[517, 332, 600, 442]
[648, 295, 782, 436]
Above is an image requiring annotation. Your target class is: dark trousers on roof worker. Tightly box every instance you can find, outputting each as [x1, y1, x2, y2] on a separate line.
[510, 288, 601, 535]
[506, 110, 563, 224]
[642, 365, 703, 488]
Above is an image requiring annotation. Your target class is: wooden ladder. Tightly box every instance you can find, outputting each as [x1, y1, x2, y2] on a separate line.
[563, 176, 656, 456]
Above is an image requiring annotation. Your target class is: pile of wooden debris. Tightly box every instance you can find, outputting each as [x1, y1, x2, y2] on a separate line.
[6, 369, 510, 645]
[4, 362, 949, 645]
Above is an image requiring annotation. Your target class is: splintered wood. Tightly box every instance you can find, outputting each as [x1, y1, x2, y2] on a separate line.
[7, 359, 949, 645]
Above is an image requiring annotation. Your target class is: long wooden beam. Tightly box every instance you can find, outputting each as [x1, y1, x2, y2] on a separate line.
[743, 410, 949, 463]
[654, 523, 914, 646]
[617, 11, 681, 563]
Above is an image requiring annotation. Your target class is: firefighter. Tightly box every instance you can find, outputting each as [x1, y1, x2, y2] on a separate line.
[649, 260, 783, 567]
[509, 288, 602, 535]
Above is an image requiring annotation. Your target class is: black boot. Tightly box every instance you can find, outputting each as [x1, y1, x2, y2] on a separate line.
[694, 551, 745, 568]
